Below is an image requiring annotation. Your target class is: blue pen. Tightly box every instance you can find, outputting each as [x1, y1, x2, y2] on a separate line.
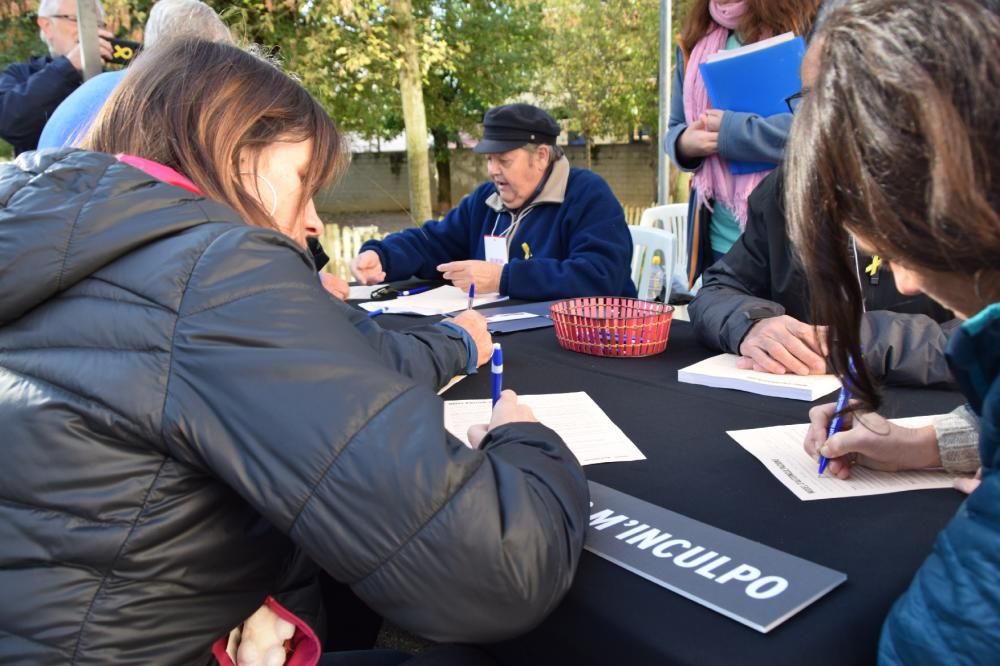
[467, 283, 475, 310]
[819, 358, 855, 475]
[398, 286, 432, 297]
[367, 307, 385, 318]
[491, 343, 503, 407]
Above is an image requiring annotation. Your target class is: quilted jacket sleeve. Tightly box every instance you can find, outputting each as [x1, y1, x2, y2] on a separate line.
[878, 458, 1000, 664]
[688, 187, 785, 354]
[160, 227, 589, 643]
[330, 297, 473, 389]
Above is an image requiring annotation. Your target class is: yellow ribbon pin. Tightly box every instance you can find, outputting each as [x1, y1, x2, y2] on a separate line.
[521, 242, 531, 260]
[112, 44, 134, 61]
[865, 255, 883, 276]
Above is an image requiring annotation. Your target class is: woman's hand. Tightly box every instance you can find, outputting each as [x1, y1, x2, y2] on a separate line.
[467, 390, 539, 449]
[226, 603, 295, 666]
[803, 402, 941, 479]
[701, 109, 725, 132]
[677, 117, 719, 160]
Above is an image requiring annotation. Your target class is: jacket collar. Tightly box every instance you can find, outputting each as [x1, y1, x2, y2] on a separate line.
[116, 154, 201, 194]
[485, 155, 570, 213]
[947, 302, 1000, 415]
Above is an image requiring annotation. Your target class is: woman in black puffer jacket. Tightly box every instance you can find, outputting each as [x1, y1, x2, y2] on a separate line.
[0, 39, 589, 665]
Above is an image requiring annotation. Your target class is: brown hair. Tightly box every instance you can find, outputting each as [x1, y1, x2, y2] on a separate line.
[785, 0, 1000, 411]
[679, 0, 821, 55]
[83, 39, 348, 232]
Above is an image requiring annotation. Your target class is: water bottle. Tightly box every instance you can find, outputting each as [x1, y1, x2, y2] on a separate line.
[645, 254, 666, 302]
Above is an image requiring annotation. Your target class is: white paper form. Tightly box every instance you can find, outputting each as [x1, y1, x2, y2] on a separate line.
[727, 415, 963, 500]
[444, 392, 646, 466]
[485, 312, 539, 323]
[679, 353, 842, 401]
[360, 285, 507, 316]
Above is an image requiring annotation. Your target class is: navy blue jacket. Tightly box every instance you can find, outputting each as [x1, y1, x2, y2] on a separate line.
[0, 55, 82, 155]
[361, 157, 637, 300]
[879, 303, 1000, 663]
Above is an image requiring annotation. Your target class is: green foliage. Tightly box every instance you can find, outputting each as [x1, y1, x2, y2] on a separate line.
[1, 2, 45, 69]
[538, 0, 660, 148]
[1, 0, 154, 70]
[3, 0, 674, 157]
[421, 1, 547, 158]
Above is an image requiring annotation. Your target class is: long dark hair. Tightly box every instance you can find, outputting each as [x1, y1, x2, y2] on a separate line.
[83, 39, 348, 233]
[785, 0, 1000, 411]
[679, 0, 821, 55]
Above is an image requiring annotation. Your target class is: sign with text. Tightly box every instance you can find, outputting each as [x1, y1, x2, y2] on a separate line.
[585, 482, 846, 633]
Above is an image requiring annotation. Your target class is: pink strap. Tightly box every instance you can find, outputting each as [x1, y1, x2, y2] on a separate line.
[116, 154, 202, 195]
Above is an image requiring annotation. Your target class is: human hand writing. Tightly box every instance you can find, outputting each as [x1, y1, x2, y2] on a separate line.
[226, 603, 295, 666]
[436, 259, 502, 294]
[446, 309, 493, 367]
[677, 117, 719, 160]
[318, 272, 349, 300]
[349, 250, 386, 285]
[803, 402, 940, 479]
[737, 315, 828, 375]
[467, 389, 538, 449]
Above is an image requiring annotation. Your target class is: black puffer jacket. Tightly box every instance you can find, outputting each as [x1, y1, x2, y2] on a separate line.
[689, 167, 959, 385]
[0, 150, 589, 665]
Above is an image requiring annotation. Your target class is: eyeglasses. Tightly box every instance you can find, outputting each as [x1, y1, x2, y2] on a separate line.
[785, 91, 805, 113]
[42, 14, 108, 29]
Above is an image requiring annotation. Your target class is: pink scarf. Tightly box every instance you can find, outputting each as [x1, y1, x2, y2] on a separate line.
[683, 0, 771, 229]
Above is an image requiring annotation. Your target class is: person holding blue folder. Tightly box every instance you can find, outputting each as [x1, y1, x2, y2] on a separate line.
[666, 0, 821, 282]
[784, 1, 1000, 661]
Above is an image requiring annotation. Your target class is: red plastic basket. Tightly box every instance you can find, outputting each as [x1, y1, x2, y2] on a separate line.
[550, 297, 674, 357]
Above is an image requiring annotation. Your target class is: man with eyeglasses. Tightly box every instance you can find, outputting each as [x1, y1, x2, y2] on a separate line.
[0, 0, 112, 155]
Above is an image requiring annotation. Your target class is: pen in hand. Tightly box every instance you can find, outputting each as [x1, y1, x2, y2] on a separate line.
[819, 359, 855, 475]
[491, 343, 503, 407]
[467, 283, 475, 310]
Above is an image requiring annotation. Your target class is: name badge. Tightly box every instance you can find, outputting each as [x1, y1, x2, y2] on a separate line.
[484, 235, 509, 265]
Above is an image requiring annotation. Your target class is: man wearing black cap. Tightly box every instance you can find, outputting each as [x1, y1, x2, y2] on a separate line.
[350, 103, 636, 300]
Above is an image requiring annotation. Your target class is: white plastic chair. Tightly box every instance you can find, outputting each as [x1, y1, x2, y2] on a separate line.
[629, 225, 676, 302]
[639, 203, 688, 279]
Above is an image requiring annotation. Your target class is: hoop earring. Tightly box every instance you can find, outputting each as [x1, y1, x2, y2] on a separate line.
[974, 268, 986, 303]
[241, 172, 278, 217]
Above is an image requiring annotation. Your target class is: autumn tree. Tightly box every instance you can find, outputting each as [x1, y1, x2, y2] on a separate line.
[539, 0, 659, 168]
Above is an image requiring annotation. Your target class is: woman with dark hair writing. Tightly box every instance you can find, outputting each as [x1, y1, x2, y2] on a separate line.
[0, 39, 588, 664]
[784, 0, 1000, 660]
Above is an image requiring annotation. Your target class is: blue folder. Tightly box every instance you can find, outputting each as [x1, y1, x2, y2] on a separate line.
[698, 35, 806, 175]
[477, 300, 558, 334]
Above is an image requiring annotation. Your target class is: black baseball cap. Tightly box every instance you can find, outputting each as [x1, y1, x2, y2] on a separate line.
[473, 103, 561, 154]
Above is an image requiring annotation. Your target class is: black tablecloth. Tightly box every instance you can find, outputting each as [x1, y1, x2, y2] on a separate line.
[376, 311, 965, 666]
